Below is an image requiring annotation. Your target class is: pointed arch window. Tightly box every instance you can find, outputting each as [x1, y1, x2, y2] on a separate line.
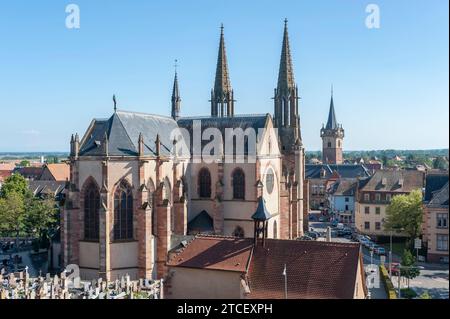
[114, 181, 133, 241]
[84, 183, 100, 241]
[198, 168, 212, 198]
[232, 168, 245, 200]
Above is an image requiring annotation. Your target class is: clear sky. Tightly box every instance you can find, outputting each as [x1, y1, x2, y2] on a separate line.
[0, 0, 448, 152]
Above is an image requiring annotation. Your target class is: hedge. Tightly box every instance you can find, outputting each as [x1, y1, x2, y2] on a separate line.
[379, 265, 397, 299]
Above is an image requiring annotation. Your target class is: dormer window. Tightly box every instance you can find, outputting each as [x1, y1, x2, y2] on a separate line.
[381, 178, 387, 186]
[398, 178, 404, 186]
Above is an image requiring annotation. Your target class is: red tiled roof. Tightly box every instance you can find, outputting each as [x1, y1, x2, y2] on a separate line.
[167, 235, 253, 273]
[44, 163, 70, 181]
[247, 240, 361, 299]
[167, 235, 364, 299]
[0, 170, 12, 182]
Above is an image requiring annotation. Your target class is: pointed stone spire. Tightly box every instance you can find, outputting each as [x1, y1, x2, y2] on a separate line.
[211, 24, 234, 117]
[277, 19, 295, 93]
[326, 86, 338, 129]
[155, 134, 161, 156]
[274, 19, 300, 145]
[171, 60, 181, 120]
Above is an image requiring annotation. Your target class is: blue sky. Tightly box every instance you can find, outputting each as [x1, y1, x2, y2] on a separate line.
[0, 0, 448, 152]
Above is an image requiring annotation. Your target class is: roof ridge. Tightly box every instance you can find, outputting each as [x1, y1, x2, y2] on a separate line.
[116, 109, 175, 121]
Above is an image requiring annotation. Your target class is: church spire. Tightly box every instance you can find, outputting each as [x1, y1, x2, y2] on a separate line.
[274, 19, 299, 138]
[171, 60, 181, 120]
[326, 86, 337, 129]
[211, 24, 234, 117]
[277, 19, 295, 93]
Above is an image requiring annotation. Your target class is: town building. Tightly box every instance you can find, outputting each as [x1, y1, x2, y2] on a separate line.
[423, 172, 449, 263]
[327, 178, 359, 225]
[38, 163, 70, 182]
[321, 89, 344, 164]
[355, 170, 424, 238]
[305, 164, 370, 210]
[166, 234, 367, 299]
[61, 21, 307, 281]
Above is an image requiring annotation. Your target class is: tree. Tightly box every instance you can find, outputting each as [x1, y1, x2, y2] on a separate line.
[0, 174, 30, 199]
[0, 192, 26, 250]
[24, 195, 59, 249]
[18, 160, 30, 167]
[385, 189, 423, 248]
[401, 249, 420, 289]
[433, 157, 449, 170]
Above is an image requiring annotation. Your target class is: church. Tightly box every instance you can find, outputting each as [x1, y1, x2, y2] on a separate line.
[61, 20, 307, 281]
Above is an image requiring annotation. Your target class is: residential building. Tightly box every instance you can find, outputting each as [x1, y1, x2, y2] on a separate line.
[423, 172, 449, 263]
[355, 170, 424, 238]
[306, 164, 370, 210]
[327, 178, 358, 225]
[39, 163, 70, 182]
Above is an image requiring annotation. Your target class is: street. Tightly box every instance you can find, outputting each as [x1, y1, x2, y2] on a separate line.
[308, 212, 449, 299]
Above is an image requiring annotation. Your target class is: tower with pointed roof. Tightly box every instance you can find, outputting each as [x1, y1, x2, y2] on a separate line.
[210, 24, 234, 117]
[171, 68, 181, 120]
[321, 87, 345, 164]
[274, 19, 300, 152]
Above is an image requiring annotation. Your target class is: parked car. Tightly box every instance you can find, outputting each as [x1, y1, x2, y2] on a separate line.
[390, 263, 400, 276]
[331, 220, 339, 228]
[374, 246, 386, 255]
[305, 232, 319, 240]
[297, 235, 313, 241]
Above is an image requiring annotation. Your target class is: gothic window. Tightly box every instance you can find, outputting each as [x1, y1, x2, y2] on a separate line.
[114, 181, 133, 241]
[232, 226, 245, 238]
[232, 168, 245, 200]
[328, 142, 332, 148]
[198, 168, 212, 198]
[84, 182, 100, 241]
[266, 168, 275, 194]
[338, 141, 341, 148]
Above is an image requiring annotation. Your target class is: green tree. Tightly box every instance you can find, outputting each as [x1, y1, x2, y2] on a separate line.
[0, 174, 30, 198]
[18, 160, 31, 167]
[385, 189, 423, 248]
[401, 249, 420, 289]
[0, 192, 26, 249]
[24, 195, 59, 249]
[433, 157, 449, 170]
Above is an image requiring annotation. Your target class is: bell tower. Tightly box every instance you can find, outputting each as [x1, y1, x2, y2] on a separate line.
[321, 87, 344, 164]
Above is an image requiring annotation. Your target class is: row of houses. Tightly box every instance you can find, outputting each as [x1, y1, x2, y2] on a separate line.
[309, 164, 448, 264]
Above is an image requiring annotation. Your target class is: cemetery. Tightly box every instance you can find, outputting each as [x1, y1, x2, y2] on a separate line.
[0, 266, 163, 299]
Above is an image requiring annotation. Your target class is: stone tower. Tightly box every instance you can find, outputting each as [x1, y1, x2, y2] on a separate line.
[321, 88, 344, 164]
[171, 69, 181, 120]
[274, 19, 305, 239]
[211, 24, 234, 117]
[274, 19, 300, 153]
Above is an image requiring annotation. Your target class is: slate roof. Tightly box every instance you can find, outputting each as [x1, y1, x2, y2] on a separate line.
[251, 197, 272, 221]
[427, 182, 449, 207]
[359, 170, 424, 193]
[325, 95, 338, 130]
[187, 211, 214, 234]
[305, 164, 370, 179]
[28, 181, 66, 198]
[328, 178, 358, 196]
[177, 114, 270, 154]
[13, 167, 44, 180]
[79, 110, 185, 157]
[247, 240, 362, 299]
[166, 235, 253, 273]
[424, 172, 449, 202]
